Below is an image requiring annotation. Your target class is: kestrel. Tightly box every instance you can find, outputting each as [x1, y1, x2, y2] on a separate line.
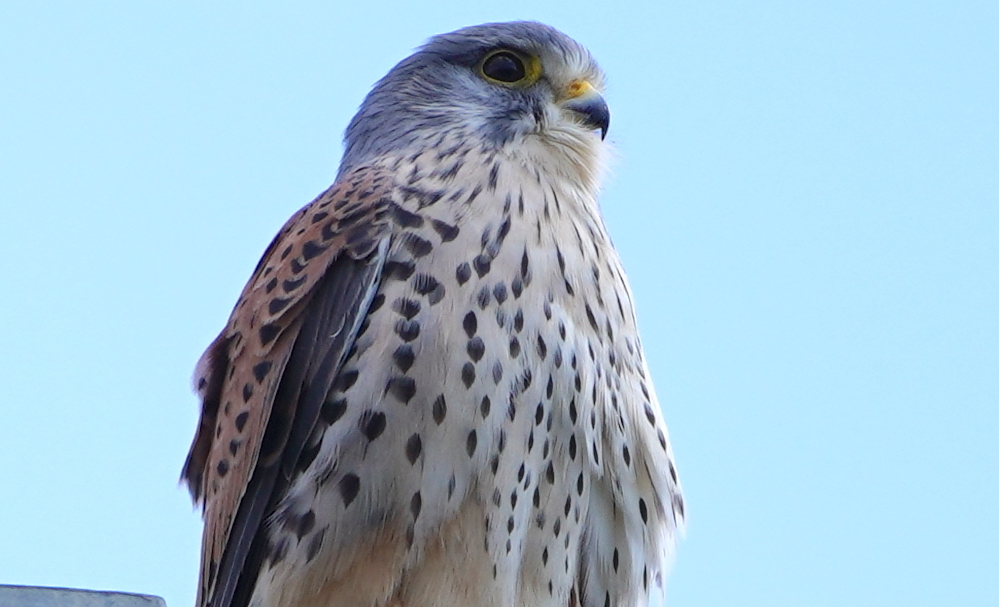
[183, 22, 684, 607]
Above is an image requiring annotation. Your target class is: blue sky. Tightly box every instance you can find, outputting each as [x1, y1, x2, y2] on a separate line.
[1, 1, 996, 606]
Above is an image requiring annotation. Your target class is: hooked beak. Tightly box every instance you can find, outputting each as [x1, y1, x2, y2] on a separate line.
[561, 80, 610, 140]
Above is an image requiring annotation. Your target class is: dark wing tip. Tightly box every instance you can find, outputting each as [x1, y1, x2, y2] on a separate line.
[183, 332, 230, 505]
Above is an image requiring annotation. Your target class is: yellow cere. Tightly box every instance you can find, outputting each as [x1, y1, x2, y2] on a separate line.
[565, 79, 596, 99]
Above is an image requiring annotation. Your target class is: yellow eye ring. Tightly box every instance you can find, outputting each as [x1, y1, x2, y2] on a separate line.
[478, 50, 542, 87]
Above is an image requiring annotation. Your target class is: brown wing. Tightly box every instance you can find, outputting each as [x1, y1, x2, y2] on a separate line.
[182, 165, 395, 607]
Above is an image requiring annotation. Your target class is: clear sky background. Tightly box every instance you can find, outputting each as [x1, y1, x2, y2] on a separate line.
[1, 1, 996, 606]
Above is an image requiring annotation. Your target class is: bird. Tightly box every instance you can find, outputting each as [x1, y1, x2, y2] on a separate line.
[182, 21, 684, 607]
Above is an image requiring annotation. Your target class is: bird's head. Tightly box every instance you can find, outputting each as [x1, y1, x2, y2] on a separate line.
[340, 22, 609, 187]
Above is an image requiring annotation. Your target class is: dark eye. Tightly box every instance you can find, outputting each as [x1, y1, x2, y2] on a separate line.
[482, 51, 527, 83]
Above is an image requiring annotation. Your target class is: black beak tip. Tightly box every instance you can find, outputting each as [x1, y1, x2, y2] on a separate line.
[587, 100, 611, 140]
[566, 94, 611, 140]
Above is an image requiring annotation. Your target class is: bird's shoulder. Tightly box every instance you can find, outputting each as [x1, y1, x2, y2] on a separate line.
[181, 163, 402, 606]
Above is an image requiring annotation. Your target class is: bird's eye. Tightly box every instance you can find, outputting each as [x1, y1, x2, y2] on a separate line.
[481, 51, 528, 83]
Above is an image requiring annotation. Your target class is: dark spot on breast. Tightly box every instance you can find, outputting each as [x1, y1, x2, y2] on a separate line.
[395, 319, 421, 342]
[386, 376, 417, 403]
[336, 369, 359, 391]
[242, 383, 253, 402]
[389, 202, 424, 228]
[265, 277, 278, 293]
[466, 337, 485, 362]
[339, 473, 360, 506]
[412, 274, 444, 304]
[480, 395, 491, 418]
[384, 260, 416, 281]
[456, 262, 471, 284]
[466, 184, 482, 205]
[392, 345, 415, 372]
[585, 304, 599, 332]
[216, 459, 229, 477]
[461, 362, 475, 388]
[497, 215, 511, 242]
[392, 298, 421, 320]
[493, 282, 507, 304]
[487, 163, 499, 190]
[403, 233, 433, 258]
[509, 336, 521, 358]
[360, 410, 386, 441]
[405, 433, 422, 465]
[477, 287, 491, 309]
[269, 538, 288, 566]
[639, 498, 648, 524]
[432, 395, 447, 424]
[235, 411, 249, 431]
[296, 510, 316, 539]
[462, 311, 477, 338]
[466, 430, 478, 457]
[321, 397, 347, 424]
[473, 254, 491, 277]
[410, 491, 422, 519]
[305, 529, 325, 561]
[511, 277, 523, 298]
[431, 219, 460, 242]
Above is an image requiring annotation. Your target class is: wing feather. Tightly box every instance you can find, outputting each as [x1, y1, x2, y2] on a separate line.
[182, 165, 395, 607]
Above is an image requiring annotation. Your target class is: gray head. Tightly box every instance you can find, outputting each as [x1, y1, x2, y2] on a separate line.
[339, 22, 608, 177]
